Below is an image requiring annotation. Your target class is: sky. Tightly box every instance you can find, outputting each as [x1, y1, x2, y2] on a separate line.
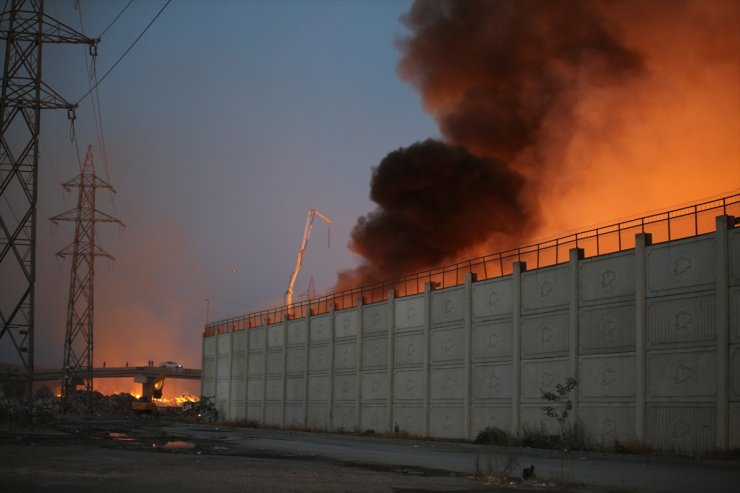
[1, 0, 738, 396]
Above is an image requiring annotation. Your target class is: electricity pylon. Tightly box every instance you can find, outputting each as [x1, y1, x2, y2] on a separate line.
[0, 0, 97, 402]
[50, 145, 123, 405]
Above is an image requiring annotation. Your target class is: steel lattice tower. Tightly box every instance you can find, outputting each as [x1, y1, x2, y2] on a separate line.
[50, 145, 123, 401]
[0, 0, 96, 401]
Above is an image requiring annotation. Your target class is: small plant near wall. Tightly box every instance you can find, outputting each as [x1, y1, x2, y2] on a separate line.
[541, 377, 578, 447]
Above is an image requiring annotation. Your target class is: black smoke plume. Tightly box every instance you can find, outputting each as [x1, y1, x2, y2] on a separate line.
[339, 0, 645, 288]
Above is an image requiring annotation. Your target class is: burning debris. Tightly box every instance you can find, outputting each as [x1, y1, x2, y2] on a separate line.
[340, 0, 648, 287]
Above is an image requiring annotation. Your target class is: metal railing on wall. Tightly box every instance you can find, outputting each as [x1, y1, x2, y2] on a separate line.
[204, 192, 739, 337]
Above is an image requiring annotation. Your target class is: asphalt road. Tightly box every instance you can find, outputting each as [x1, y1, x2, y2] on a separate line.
[167, 424, 740, 493]
[2, 417, 739, 492]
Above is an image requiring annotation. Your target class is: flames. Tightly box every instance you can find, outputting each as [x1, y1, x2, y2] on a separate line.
[153, 393, 199, 406]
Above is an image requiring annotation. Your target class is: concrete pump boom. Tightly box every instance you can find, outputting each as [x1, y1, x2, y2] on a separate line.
[285, 209, 332, 307]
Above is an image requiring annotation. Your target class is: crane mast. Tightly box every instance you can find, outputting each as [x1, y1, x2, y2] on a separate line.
[285, 209, 332, 307]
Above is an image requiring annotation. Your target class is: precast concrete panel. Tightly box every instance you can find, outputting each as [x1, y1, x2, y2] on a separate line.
[286, 377, 305, 401]
[204, 337, 216, 357]
[521, 265, 570, 313]
[267, 324, 285, 347]
[395, 333, 425, 367]
[430, 367, 465, 400]
[287, 320, 308, 345]
[521, 406, 560, 434]
[647, 349, 717, 398]
[472, 277, 513, 319]
[308, 375, 330, 402]
[521, 311, 569, 358]
[647, 404, 715, 453]
[431, 287, 464, 325]
[233, 331, 246, 353]
[393, 406, 425, 435]
[231, 355, 245, 376]
[731, 404, 740, 448]
[247, 379, 263, 401]
[216, 334, 231, 357]
[361, 371, 388, 401]
[231, 381, 245, 401]
[395, 295, 424, 330]
[203, 359, 216, 381]
[429, 406, 465, 438]
[335, 310, 358, 339]
[730, 346, 740, 399]
[309, 345, 330, 372]
[521, 358, 570, 400]
[363, 302, 389, 335]
[730, 228, 740, 284]
[580, 303, 635, 354]
[230, 404, 245, 421]
[362, 337, 388, 369]
[394, 369, 425, 400]
[202, 381, 215, 398]
[286, 405, 304, 427]
[472, 363, 513, 399]
[647, 294, 716, 347]
[265, 405, 282, 426]
[334, 342, 357, 370]
[579, 354, 636, 399]
[334, 373, 357, 401]
[266, 378, 283, 402]
[217, 334, 231, 355]
[646, 237, 716, 295]
[217, 358, 230, 380]
[579, 252, 635, 303]
[732, 287, 740, 343]
[286, 348, 305, 374]
[247, 405, 261, 421]
[249, 327, 265, 350]
[307, 405, 329, 429]
[361, 405, 388, 432]
[267, 350, 284, 375]
[216, 380, 229, 401]
[579, 405, 636, 444]
[472, 321, 513, 361]
[216, 401, 228, 416]
[310, 314, 332, 342]
[333, 405, 356, 430]
[248, 354, 264, 376]
[431, 326, 465, 363]
[471, 405, 512, 435]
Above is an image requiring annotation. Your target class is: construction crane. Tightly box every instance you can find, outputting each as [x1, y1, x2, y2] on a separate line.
[285, 209, 332, 307]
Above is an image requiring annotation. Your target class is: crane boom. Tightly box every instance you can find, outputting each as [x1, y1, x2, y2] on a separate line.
[285, 209, 332, 307]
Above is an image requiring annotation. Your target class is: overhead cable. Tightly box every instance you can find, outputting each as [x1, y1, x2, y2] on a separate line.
[75, 0, 172, 105]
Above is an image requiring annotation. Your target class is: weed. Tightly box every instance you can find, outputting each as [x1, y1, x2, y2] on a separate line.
[474, 426, 512, 445]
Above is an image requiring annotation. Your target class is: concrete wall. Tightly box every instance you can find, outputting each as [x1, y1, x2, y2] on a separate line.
[202, 216, 739, 452]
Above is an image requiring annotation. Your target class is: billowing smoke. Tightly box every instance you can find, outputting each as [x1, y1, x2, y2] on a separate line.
[340, 0, 646, 287]
[338, 139, 529, 286]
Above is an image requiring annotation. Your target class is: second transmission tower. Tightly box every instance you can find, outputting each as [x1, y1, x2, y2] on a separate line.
[50, 145, 124, 404]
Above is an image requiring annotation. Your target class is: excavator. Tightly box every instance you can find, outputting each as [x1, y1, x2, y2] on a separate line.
[284, 209, 332, 307]
[131, 373, 165, 413]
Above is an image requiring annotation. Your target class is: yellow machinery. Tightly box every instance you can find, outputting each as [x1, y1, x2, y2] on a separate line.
[132, 373, 165, 413]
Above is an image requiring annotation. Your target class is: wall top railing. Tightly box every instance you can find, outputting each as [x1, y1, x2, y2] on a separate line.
[204, 192, 739, 337]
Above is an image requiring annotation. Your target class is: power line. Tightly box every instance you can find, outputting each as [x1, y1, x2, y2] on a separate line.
[99, 0, 134, 38]
[75, 0, 172, 105]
